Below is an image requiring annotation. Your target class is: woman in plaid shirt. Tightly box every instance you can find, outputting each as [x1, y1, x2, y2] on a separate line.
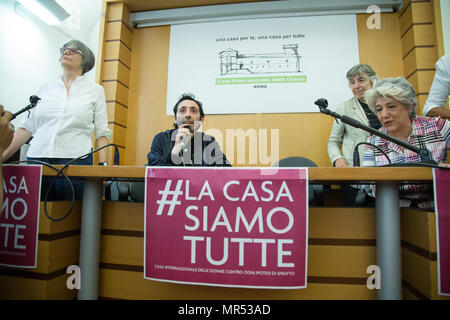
[362, 77, 450, 209]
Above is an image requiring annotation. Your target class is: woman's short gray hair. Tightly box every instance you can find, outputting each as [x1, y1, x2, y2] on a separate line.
[62, 39, 95, 75]
[346, 64, 378, 84]
[364, 77, 418, 118]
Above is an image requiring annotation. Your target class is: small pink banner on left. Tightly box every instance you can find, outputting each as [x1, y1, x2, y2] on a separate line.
[0, 165, 42, 268]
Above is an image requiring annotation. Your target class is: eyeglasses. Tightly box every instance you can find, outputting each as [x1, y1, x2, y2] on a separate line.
[59, 47, 83, 56]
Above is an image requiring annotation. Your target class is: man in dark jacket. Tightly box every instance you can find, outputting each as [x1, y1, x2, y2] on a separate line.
[147, 94, 231, 167]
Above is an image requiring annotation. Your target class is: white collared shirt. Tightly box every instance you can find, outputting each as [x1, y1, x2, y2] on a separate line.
[20, 76, 112, 158]
[423, 54, 450, 116]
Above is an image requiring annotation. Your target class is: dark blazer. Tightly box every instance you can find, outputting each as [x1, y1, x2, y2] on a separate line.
[147, 129, 231, 167]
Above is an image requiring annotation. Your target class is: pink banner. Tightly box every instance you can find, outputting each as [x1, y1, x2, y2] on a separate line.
[0, 165, 42, 268]
[144, 167, 308, 288]
[433, 168, 450, 296]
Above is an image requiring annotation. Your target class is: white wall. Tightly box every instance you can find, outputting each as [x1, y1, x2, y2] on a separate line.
[441, 0, 450, 55]
[0, 0, 101, 126]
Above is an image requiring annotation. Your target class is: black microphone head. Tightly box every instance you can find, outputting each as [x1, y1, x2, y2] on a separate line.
[29, 95, 41, 105]
[314, 98, 328, 109]
[180, 123, 194, 133]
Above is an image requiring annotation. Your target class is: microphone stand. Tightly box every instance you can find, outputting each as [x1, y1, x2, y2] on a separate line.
[315, 98, 437, 165]
[11, 95, 41, 120]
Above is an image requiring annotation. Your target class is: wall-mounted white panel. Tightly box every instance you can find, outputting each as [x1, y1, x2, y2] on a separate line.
[166, 15, 359, 114]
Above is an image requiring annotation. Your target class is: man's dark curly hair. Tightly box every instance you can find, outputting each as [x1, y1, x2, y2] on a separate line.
[172, 93, 205, 128]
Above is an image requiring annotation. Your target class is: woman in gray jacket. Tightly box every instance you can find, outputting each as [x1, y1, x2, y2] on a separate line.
[327, 64, 381, 206]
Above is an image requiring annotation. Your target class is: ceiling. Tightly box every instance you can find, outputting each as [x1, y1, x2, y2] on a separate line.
[56, 0, 101, 31]
[119, 0, 279, 12]
[53, 0, 102, 41]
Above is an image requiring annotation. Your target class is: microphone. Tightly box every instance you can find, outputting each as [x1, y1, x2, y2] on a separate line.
[11, 95, 41, 120]
[315, 97, 437, 165]
[315, 98, 328, 110]
[179, 125, 194, 154]
[180, 135, 188, 151]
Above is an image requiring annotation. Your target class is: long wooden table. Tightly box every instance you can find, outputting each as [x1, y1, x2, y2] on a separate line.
[43, 166, 433, 182]
[40, 166, 434, 300]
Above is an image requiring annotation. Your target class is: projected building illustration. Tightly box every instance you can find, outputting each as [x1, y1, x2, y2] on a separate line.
[219, 44, 301, 75]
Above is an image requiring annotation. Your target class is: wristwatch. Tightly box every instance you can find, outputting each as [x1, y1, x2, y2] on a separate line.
[98, 161, 108, 166]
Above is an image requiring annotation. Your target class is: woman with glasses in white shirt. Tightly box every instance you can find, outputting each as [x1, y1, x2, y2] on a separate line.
[2, 39, 112, 200]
